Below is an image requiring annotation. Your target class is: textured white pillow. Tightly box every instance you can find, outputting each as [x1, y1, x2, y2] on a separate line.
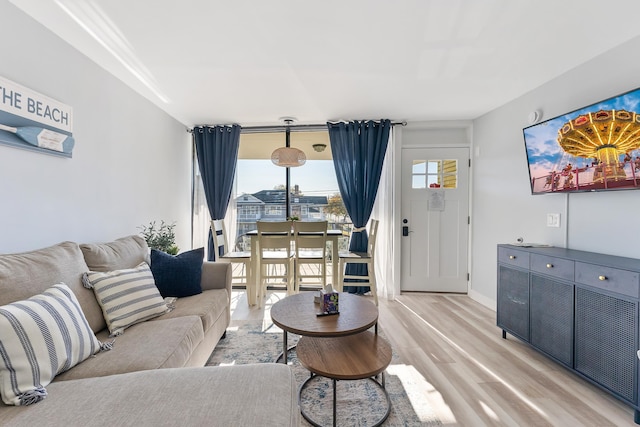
[83, 262, 168, 336]
[0, 283, 102, 406]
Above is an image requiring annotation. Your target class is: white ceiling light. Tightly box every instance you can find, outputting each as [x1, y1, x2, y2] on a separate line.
[271, 117, 306, 168]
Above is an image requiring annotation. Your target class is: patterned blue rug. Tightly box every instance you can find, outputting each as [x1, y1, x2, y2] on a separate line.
[207, 320, 441, 426]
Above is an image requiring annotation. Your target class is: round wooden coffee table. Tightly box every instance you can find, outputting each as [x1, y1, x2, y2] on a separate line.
[296, 331, 392, 427]
[270, 292, 379, 363]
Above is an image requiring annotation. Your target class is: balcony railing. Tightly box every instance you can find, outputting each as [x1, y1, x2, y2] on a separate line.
[237, 213, 261, 221]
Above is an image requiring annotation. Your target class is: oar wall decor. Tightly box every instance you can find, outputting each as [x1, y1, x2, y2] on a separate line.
[0, 124, 74, 154]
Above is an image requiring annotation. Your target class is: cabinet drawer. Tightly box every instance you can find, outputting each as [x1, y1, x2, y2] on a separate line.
[531, 254, 574, 281]
[498, 247, 529, 269]
[575, 262, 640, 298]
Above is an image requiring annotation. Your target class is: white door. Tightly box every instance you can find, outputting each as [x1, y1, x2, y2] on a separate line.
[401, 147, 469, 292]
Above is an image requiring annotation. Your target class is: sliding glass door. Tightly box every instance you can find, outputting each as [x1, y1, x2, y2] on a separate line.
[193, 130, 352, 256]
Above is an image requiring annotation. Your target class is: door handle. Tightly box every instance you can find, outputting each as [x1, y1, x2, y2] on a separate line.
[402, 226, 409, 236]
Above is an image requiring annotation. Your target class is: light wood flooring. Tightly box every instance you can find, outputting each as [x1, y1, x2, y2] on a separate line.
[229, 290, 636, 426]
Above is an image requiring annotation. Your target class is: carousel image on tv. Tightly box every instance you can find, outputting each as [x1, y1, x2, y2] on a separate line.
[523, 87, 640, 194]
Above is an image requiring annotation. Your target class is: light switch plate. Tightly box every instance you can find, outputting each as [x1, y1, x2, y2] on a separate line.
[546, 213, 560, 228]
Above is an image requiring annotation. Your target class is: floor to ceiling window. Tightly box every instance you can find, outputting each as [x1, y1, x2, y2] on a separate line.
[192, 130, 352, 255]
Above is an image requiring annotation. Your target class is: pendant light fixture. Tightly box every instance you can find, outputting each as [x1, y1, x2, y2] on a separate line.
[271, 117, 306, 167]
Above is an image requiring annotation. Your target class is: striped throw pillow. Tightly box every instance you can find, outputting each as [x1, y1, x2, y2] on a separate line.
[82, 262, 168, 336]
[0, 283, 101, 406]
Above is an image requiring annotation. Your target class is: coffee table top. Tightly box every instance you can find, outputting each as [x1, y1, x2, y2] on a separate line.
[296, 331, 392, 380]
[270, 292, 378, 337]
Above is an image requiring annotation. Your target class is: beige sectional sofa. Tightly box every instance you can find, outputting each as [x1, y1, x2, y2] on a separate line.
[0, 236, 299, 426]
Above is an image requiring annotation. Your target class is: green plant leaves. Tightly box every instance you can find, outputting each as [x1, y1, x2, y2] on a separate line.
[139, 220, 179, 255]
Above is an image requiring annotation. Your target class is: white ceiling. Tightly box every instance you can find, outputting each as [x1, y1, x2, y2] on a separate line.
[10, 0, 640, 127]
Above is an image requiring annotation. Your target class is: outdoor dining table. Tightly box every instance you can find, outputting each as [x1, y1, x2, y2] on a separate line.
[244, 227, 343, 305]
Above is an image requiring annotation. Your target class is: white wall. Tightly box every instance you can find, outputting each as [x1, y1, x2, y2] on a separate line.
[401, 124, 471, 147]
[471, 35, 640, 307]
[0, 3, 192, 253]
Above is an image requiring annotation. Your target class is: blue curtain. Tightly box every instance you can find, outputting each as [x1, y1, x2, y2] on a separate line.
[193, 125, 241, 260]
[327, 120, 390, 293]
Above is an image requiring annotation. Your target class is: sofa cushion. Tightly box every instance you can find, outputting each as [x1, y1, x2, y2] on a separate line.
[83, 262, 168, 336]
[54, 316, 204, 381]
[0, 365, 300, 427]
[80, 235, 149, 272]
[150, 247, 204, 297]
[0, 241, 106, 333]
[153, 288, 228, 334]
[0, 284, 102, 406]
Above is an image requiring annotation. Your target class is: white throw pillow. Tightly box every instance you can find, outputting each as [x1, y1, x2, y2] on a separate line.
[82, 262, 168, 336]
[0, 283, 102, 406]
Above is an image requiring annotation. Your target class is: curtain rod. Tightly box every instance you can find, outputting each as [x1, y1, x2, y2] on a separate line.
[186, 120, 407, 133]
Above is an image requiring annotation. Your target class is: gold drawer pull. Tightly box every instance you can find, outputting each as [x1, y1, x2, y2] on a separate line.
[546, 263, 553, 268]
[509, 255, 516, 260]
[598, 275, 607, 281]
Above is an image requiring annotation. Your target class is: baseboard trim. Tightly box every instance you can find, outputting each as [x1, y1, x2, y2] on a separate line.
[468, 289, 496, 311]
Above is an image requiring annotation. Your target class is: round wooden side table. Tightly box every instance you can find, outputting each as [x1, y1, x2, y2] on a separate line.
[296, 331, 392, 427]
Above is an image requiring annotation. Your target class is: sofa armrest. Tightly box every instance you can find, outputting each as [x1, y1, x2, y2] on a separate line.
[200, 261, 232, 294]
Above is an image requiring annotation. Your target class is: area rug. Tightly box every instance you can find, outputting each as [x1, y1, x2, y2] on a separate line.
[207, 320, 441, 426]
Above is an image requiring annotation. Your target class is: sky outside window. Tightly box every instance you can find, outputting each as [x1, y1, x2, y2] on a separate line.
[237, 159, 338, 197]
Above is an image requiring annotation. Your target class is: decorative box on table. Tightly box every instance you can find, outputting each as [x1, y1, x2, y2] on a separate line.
[319, 286, 339, 315]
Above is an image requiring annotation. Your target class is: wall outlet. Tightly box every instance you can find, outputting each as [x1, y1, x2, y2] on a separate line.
[546, 213, 560, 228]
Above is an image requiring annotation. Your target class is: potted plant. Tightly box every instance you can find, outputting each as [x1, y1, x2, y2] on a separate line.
[139, 220, 179, 255]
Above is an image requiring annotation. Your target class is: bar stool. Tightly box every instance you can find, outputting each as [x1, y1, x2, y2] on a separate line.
[256, 221, 295, 307]
[293, 221, 328, 291]
[211, 219, 254, 305]
[337, 219, 379, 305]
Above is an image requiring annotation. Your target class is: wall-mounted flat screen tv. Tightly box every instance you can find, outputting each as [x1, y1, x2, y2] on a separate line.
[523, 87, 640, 194]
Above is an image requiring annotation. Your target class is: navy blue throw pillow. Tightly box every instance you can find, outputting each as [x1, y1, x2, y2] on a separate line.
[150, 247, 204, 298]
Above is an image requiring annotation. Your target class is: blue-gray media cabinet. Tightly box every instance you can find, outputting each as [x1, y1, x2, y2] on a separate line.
[497, 244, 640, 424]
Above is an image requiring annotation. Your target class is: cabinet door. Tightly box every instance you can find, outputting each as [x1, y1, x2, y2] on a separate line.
[575, 287, 637, 404]
[497, 265, 530, 341]
[530, 274, 573, 367]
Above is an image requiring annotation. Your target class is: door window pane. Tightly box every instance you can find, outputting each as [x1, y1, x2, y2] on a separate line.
[412, 175, 426, 189]
[412, 160, 426, 174]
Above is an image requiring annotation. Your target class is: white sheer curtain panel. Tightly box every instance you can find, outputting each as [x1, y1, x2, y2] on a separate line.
[192, 162, 211, 256]
[372, 129, 396, 301]
[225, 177, 238, 251]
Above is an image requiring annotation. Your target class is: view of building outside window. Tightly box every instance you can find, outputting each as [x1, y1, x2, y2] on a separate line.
[234, 158, 351, 252]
